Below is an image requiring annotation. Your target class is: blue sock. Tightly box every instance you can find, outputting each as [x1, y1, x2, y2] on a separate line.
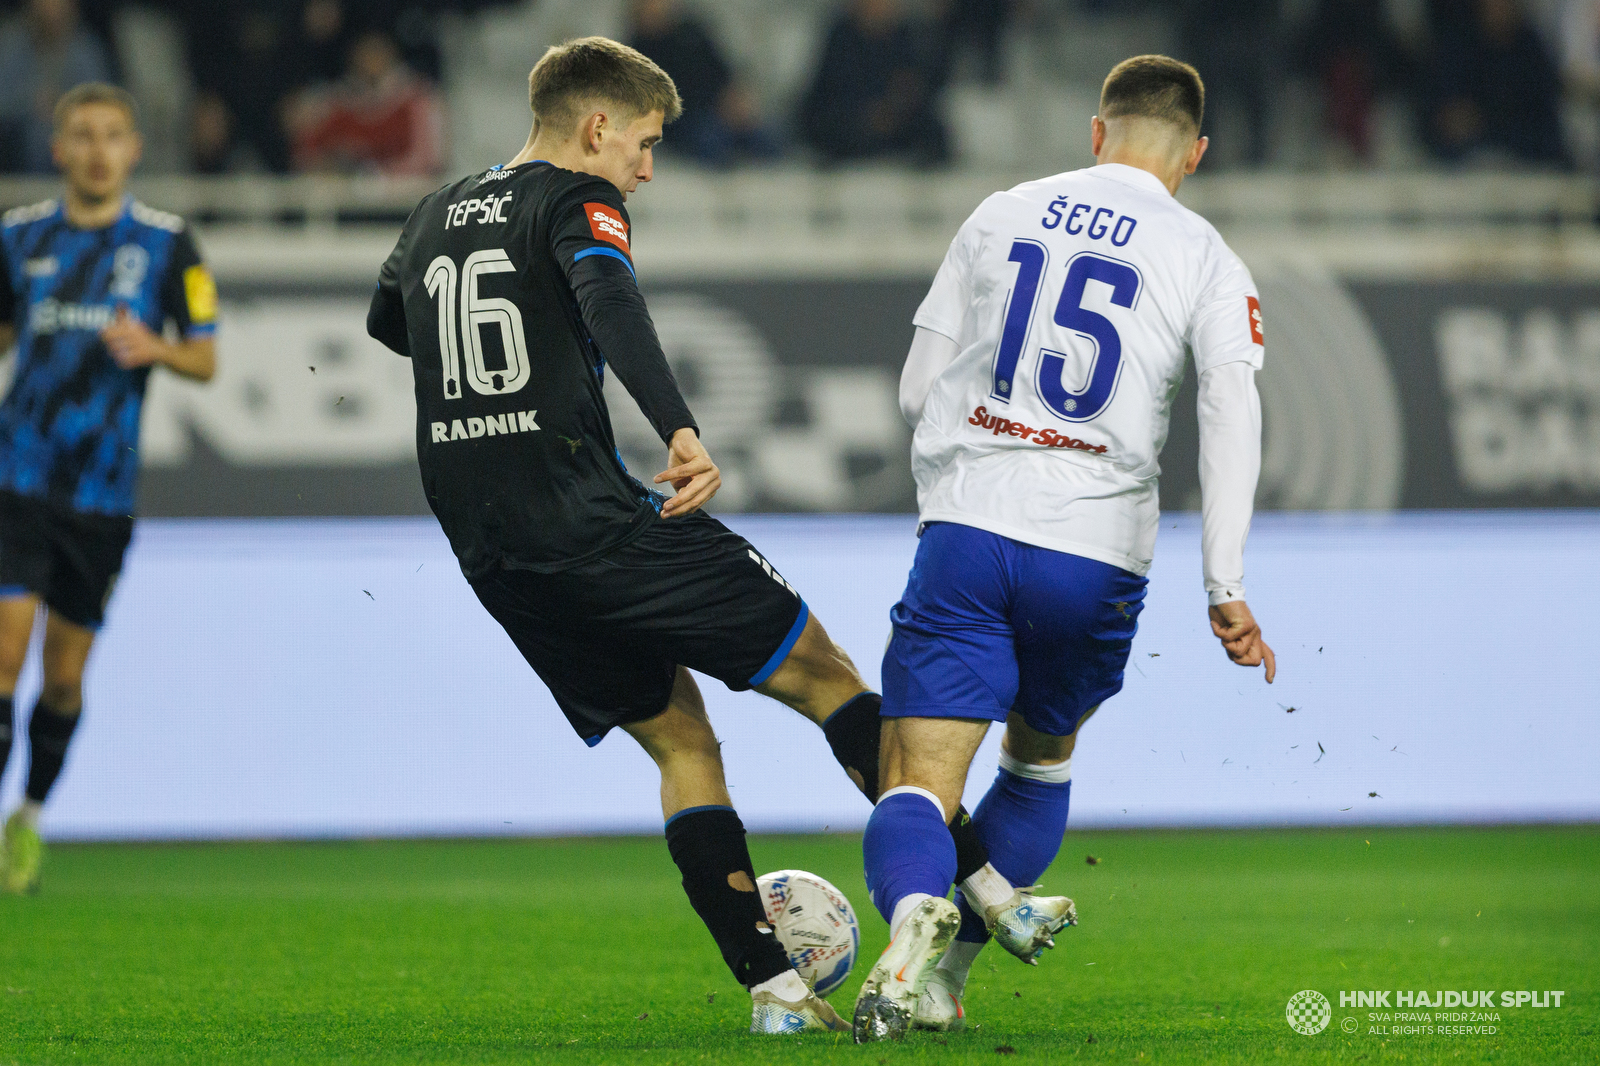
[862, 787, 956, 923]
[971, 758, 1073, 890]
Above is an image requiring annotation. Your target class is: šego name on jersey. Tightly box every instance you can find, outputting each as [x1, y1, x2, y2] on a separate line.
[1040, 196, 1137, 246]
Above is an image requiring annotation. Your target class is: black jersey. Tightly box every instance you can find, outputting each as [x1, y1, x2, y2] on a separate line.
[368, 161, 696, 579]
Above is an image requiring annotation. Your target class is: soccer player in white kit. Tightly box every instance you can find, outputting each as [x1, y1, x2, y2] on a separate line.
[853, 56, 1278, 1042]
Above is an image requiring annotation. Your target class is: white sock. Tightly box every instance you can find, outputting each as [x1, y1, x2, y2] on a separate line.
[889, 891, 935, 940]
[934, 938, 986, 994]
[750, 969, 810, 1001]
[960, 862, 1015, 914]
[16, 800, 41, 830]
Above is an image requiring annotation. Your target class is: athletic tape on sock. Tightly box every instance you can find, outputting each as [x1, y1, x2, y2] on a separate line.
[998, 748, 1072, 784]
[960, 862, 1015, 914]
[877, 784, 946, 815]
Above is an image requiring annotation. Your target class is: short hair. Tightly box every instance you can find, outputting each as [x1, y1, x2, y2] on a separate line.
[53, 83, 140, 132]
[1099, 55, 1204, 136]
[527, 36, 682, 138]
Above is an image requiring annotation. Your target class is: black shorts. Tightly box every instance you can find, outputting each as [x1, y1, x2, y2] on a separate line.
[470, 511, 808, 746]
[0, 489, 134, 630]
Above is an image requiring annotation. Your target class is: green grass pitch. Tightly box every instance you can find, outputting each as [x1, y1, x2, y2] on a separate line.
[1, 827, 1594, 1065]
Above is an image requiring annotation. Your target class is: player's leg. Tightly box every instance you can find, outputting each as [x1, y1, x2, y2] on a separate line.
[0, 496, 52, 802]
[621, 667, 846, 1034]
[3, 610, 93, 894]
[938, 546, 1148, 996]
[749, 571, 1003, 895]
[468, 566, 841, 1032]
[2, 501, 129, 893]
[0, 595, 39, 789]
[852, 714, 987, 1041]
[0, 595, 39, 887]
[851, 522, 1029, 1041]
[931, 713, 1086, 1007]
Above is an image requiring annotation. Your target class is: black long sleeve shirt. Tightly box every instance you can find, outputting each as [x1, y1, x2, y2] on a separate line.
[368, 161, 697, 578]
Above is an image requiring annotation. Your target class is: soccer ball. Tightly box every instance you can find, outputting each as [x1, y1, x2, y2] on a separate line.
[757, 869, 860, 999]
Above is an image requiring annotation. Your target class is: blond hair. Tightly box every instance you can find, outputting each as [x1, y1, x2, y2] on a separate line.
[528, 36, 682, 138]
[53, 83, 139, 132]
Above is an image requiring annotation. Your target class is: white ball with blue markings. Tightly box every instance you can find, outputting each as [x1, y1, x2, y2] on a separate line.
[757, 869, 860, 999]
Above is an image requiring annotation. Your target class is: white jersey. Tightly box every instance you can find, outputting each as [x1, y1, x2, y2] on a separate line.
[911, 163, 1264, 576]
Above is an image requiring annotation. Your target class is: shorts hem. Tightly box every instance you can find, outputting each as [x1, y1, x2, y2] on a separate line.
[747, 599, 809, 687]
[880, 701, 1008, 724]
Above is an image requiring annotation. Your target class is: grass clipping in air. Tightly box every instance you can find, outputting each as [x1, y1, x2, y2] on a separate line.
[1, 828, 1595, 1064]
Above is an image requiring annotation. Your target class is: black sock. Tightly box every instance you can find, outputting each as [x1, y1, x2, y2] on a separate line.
[25, 700, 81, 803]
[664, 806, 793, 989]
[950, 805, 989, 884]
[822, 691, 882, 800]
[824, 691, 993, 881]
[0, 696, 12, 786]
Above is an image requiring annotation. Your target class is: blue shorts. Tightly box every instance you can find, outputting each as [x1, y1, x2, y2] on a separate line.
[881, 522, 1148, 737]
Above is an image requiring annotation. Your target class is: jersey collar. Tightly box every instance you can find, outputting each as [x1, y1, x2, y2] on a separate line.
[1089, 163, 1172, 198]
[59, 193, 132, 232]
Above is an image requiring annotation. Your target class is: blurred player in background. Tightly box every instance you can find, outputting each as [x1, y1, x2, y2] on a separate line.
[853, 56, 1277, 1042]
[366, 36, 1055, 1034]
[0, 85, 217, 894]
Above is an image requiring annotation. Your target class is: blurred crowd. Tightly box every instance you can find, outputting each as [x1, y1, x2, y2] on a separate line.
[0, 0, 491, 175]
[0, 0, 1595, 175]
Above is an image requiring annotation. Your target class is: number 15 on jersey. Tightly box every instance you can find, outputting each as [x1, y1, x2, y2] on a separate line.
[991, 240, 1143, 424]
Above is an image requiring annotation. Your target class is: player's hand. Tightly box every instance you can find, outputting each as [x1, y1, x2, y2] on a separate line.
[100, 306, 167, 369]
[656, 427, 720, 518]
[1208, 600, 1276, 683]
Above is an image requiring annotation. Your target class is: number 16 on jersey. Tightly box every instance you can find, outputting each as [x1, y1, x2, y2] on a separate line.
[425, 249, 532, 398]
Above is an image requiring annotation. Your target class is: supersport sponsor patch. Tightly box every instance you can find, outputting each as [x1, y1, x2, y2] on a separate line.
[1248, 295, 1264, 345]
[968, 405, 1108, 454]
[585, 202, 630, 253]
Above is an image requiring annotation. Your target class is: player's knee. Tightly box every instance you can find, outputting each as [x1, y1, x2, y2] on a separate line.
[757, 616, 862, 704]
[40, 677, 83, 714]
[1002, 714, 1080, 765]
[625, 705, 722, 771]
[0, 640, 27, 689]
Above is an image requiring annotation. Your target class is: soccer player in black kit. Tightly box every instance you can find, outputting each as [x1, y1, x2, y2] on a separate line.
[0, 85, 217, 894]
[368, 37, 1061, 1034]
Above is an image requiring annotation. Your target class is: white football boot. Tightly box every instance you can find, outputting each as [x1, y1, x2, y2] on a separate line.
[750, 989, 849, 1034]
[852, 896, 962, 1043]
[986, 886, 1078, 964]
[911, 966, 966, 1032]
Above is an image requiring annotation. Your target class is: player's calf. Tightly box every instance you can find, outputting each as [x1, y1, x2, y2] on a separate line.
[963, 748, 1079, 963]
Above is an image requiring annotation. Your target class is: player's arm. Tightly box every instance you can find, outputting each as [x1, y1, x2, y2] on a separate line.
[553, 189, 714, 517]
[899, 327, 959, 426]
[367, 212, 415, 358]
[1191, 254, 1274, 682]
[104, 226, 218, 382]
[901, 217, 978, 425]
[1198, 361, 1273, 681]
